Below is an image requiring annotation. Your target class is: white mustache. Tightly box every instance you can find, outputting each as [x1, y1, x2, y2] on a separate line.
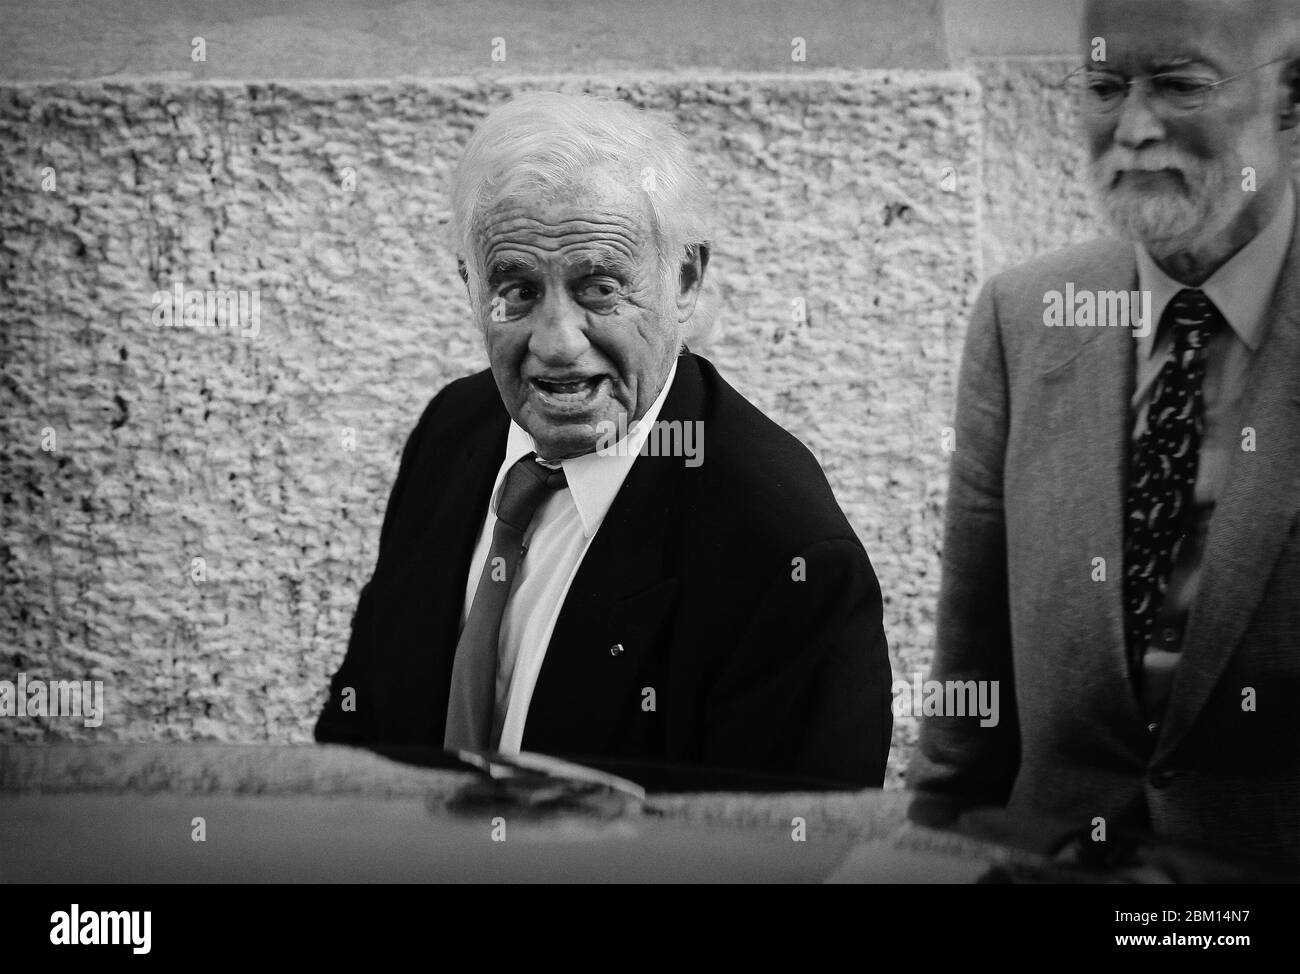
[1094, 149, 1195, 184]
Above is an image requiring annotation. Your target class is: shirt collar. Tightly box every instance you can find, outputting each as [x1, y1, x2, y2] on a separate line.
[1135, 180, 1295, 358]
[495, 355, 680, 539]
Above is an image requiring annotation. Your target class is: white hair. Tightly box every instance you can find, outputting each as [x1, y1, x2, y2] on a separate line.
[450, 91, 716, 340]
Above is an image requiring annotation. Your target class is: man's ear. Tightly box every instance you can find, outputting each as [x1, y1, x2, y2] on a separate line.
[674, 243, 710, 323]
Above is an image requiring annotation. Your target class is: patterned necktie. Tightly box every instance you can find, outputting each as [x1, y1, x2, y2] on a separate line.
[444, 453, 567, 751]
[1122, 288, 1225, 675]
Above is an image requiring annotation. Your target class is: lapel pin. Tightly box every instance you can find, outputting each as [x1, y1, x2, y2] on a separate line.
[609, 643, 625, 657]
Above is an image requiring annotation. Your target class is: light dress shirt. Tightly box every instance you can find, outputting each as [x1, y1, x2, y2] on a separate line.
[459, 356, 680, 753]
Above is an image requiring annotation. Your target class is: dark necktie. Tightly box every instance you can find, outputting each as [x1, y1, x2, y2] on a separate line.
[444, 453, 567, 751]
[1122, 288, 1225, 676]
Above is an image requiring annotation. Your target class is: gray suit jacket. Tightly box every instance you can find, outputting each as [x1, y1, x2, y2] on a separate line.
[910, 195, 1300, 870]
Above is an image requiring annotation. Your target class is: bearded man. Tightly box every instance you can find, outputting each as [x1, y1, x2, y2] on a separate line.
[909, 0, 1300, 870]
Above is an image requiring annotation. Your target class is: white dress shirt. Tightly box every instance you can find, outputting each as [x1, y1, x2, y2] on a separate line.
[459, 356, 679, 754]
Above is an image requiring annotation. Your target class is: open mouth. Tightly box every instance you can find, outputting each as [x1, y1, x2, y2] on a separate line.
[531, 375, 606, 406]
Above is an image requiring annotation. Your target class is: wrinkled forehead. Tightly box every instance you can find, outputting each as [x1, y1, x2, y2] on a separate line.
[1082, 0, 1267, 71]
[470, 166, 656, 270]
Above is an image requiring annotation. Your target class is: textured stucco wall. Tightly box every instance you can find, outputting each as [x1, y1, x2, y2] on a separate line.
[975, 57, 1102, 276]
[0, 72, 982, 787]
[0, 0, 952, 80]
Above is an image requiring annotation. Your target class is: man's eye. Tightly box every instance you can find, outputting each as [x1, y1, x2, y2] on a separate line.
[1085, 75, 1127, 101]
[576, 279, 621, 304]
[1153, 75, 1212, 97]
[500, 283, 538, 305]
[489, 283, 538, 321]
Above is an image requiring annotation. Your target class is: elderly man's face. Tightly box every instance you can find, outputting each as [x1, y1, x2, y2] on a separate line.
[1083, 0, 1292, 260]
[470, 171, 685, 460]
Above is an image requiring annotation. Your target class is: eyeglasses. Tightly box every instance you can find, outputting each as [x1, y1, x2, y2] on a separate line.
[1065, 56, 1288, 116]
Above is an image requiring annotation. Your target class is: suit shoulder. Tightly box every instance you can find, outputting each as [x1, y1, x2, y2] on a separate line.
[973, 238, 1139, 372]
[415, 368, 505, 435]
[984, 238, 1134, 315]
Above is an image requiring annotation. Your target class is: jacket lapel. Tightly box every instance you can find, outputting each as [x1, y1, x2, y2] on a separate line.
[1159, 213, 1300, 758]
[521, 353, 702, 755]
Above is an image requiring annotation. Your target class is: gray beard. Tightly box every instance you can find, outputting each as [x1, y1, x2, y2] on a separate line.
[1088, 156, 1234, 259]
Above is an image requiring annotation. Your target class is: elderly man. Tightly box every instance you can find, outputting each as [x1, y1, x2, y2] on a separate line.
[315, 92, 893, 788]
[910, 0, 1300, 868]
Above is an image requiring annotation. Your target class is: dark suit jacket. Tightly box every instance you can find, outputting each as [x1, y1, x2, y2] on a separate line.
[910, 191, 1300, 869]
[316, 351, 893, 788]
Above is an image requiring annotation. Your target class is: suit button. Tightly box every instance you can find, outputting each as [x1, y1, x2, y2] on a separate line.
[609, 643, 624, 657]
[1147, 722, 1158, 734]
[1150, 770, 1175, 789]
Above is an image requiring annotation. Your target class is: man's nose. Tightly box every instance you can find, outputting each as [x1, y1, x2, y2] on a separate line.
[1112, 82, 1165, 149]
[530, 289, 590, 363]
